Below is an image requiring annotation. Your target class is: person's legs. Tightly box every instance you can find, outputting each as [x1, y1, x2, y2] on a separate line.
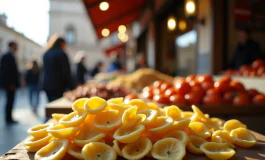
[44, 90, 63, 123]
[5, 88, 15, 122]
[29, 85, 34, 109]
[34, 85, 40, 109]
[45, 90, 53, 102]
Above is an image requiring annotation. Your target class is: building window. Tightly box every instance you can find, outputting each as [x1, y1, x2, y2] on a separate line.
[65, 25, 76, 44]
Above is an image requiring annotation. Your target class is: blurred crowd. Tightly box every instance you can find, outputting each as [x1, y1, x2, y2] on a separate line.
[0, 28, 261, 124]
[0, 34, 148, 124]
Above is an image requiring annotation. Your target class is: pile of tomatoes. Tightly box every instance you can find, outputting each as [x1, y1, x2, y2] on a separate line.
[127, 74, 265, 106]
[223, 59, 265, 77]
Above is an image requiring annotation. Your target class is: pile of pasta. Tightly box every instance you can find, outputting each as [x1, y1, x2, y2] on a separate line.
[25, 96, 257, 160]
[108, 68, 174, 91]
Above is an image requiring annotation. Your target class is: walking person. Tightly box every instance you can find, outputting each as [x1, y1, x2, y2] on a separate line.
[0, 41, 19, 123]
[43, 35, 74, 102]
[107, 53, 123, 73]
[229, 28, 262, 69]
[91, 61, 103, 77]
[75, 51, 87, 85]
[25, 60, 41, 113]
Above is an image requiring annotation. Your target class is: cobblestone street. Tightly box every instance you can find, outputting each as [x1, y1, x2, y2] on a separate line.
[0, 88, 47, 155]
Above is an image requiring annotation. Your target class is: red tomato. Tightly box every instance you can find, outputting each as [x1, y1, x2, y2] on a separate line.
[142, 91, 153, 100]
[169, 95, 187, 105]
[192, 86, 205, 98]
[196, 74, 214, 83]
[153, 88, 161, 95]
[233, 93, 250, 105]
[219, 76, 232, 83]
[223, 69, 233, 76]
[206, 88, 220, 96]
[160, 82, 173, 91]
[153, 80, 163, 88]
[186, 74, 196, 82]
[242, 70, 250, 77]
[153, 94, 169, 104]
[189, 81, 202, 88]
[230, 81, 245, 92]
[249, 71, 257, 77]
[185, 93, 201, 105]
[202, 94, 222, 105]
[165, 88, 177, 98]
[257, 66, 265, 76]
[223, 91, 237, 104]
[124, 93, 138, 102]
[214, 80, 232, 93]
[252, 59, 265, 69]
[239, 65, 250, 73]
[247, 88, 259, 98]
[175, 78, 186, 83]
[175, 81, 191, 95]
[253, 94, 265, 104]
[201, 81, 214, 91]
[142, 86, 154, 93]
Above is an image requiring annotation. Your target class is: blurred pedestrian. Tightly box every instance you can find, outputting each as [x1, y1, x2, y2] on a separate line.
[135, 54, 148, 70]
[229, 28, 262, 69]
[91, 61, 103, 77]
[43, 35, 74, 102]
[75, 51, 87, 85]
[25, 60, 41, 113]
[0, 41, 19, 123]
[107, 53, 122, 73]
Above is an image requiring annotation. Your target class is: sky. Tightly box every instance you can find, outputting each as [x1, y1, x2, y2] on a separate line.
[0, 0, 49, 45]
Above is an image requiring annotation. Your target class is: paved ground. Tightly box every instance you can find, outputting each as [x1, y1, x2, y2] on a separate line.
[0, 88, 47, 155]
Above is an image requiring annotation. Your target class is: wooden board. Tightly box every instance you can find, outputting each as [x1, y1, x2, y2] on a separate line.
[1, 131, 265, 160]
[45, 97, 72, 118]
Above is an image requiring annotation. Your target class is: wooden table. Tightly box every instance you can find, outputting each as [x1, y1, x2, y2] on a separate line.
[1, 130, 265, 160]
[45, 97, 72, 118]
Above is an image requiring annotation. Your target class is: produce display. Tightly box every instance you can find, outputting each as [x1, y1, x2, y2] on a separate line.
[140, 74, 265, 105]
[64, 84, 129, 102]
[25, 97, 257, 160]
[94, 71, 125, 82]
[108, 68, 174, 91]
[222, 59, 265, 77]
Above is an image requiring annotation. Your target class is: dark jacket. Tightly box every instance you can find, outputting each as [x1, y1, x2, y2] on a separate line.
[230, 40, 262, 69]
[76, 62, 87, 84]
[43, 48, 74, 92]
[25, 69, 40, 85]
[91, 67, 100, 77]
[0, 51, 19, 88]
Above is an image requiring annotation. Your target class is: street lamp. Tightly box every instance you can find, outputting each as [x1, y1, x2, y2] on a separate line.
[185, 0, 196, 18]
[185, 0, 205, 25]
[99, 2, 109, 11]
[101, 28, 110, 37]
[179, 20, 187, 31]
[118, 25, 126, 33]
[167, 16, 177, 31]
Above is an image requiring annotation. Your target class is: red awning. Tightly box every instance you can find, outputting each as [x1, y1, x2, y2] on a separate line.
[82, 0, 147, 39]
